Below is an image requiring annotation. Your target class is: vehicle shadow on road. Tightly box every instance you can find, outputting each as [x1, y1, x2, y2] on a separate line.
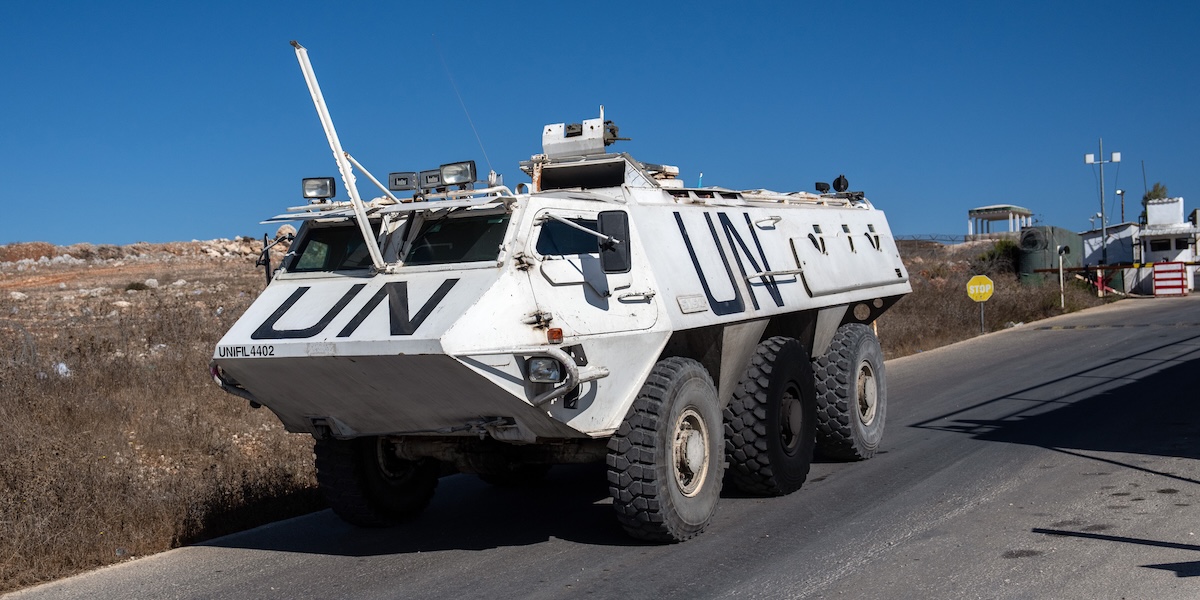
[201, 462, 653, 556]
[911, 343, 1200, 480]
[1033, 528, 1200, 577]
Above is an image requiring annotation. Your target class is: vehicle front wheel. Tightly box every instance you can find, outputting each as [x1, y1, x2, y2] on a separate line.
[607, 357, 724, 542]
[314, 436, 439, 527]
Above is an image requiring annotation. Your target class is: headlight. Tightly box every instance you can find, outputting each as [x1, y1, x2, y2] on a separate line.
[440, 160, 476, 186]
[527, 357, 564, 383]
[302, 177, 335, 200]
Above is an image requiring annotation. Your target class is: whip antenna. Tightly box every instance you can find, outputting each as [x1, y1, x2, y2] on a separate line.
[433, 34, 493, 174]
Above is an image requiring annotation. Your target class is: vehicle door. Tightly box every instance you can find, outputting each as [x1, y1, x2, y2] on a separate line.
[525, 205, 658, 335]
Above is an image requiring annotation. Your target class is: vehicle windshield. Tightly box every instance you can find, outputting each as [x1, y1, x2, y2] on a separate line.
[403, 212, 511, 266]
[289, 225, 374, 272]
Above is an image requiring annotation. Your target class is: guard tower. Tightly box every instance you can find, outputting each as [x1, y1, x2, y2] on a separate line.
[967, 204, 1033, 241]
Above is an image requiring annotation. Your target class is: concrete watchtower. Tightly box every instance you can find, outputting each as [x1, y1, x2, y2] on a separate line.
[967, 205, 1033, 241]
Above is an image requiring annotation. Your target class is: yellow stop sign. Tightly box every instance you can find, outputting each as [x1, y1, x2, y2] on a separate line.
[967, 275, 994, 302]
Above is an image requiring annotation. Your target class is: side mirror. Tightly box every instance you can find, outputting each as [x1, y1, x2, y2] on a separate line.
[597, 210, 631, 273]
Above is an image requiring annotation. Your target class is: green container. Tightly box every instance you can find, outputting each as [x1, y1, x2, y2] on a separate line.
[1018, 226, 1083, 285]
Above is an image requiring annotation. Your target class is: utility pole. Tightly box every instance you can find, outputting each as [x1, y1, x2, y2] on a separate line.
[1085, 139, 1120, 264]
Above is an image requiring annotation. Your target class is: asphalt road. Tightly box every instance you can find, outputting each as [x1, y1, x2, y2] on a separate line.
[11, 296, 1200, 599]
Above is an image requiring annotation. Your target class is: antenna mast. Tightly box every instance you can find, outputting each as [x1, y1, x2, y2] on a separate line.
[433, 35, 492, 174]
[290, 41, 386, 272]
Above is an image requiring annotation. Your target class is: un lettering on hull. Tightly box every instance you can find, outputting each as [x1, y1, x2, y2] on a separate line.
[669, 209, 797, 317]
[215, 272, 498, 357]
[659, 206, 907, 319]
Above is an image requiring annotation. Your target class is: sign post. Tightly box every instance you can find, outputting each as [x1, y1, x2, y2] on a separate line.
[967, 275, 994, 334]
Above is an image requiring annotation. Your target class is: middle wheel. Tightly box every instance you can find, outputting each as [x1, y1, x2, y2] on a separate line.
[724, 336, 817, 496]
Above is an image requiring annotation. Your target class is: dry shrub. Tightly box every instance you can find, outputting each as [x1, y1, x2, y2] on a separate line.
[877, 241, 1108, 358]
[0, 264, 319, 593]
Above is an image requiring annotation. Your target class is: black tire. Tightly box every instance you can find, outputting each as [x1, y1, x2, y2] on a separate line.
[813, 323, 887, 460]
[607, 357, 724, 542]
[724, 336, 817, 496]
[477, 463, 551, 487]
[314, 436, 439, 527]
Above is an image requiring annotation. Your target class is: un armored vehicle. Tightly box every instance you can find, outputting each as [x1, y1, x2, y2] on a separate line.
[210, 43, 911, 542]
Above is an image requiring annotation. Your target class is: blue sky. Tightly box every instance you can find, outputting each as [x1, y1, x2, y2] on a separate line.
[1, 1, 1197, 246]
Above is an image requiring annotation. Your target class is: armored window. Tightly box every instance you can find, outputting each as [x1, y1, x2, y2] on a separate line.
[290, 225, 374, 272]
[1149, 239, 1171, 252]
[403, 213, 511, 266]
[536, 219, 599, 256]
[540, 160, 625, 190]
[1176, 238, 1190, 250]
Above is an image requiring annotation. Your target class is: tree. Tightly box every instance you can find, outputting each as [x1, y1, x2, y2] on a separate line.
[1140, 182, 1168, 224]
[1143, 182, 1168, 204]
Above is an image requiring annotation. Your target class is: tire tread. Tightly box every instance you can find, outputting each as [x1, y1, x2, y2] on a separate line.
[607, 357, 718, 542]
[813, 324, 884, 461]
[724, 337, 815, 496]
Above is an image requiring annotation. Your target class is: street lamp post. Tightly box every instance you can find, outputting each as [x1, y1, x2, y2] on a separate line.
[1085, 138, 1121, 265]
[1116, 189, 1125, 223]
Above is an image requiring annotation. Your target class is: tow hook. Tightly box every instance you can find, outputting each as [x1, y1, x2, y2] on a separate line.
[209, 361, 262, 409]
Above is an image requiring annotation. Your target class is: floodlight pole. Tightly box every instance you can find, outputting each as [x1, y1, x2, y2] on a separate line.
[1084, 138, 1120, 265]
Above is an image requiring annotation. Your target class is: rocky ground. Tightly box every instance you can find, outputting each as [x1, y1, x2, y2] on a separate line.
[1, 238, 283, 337]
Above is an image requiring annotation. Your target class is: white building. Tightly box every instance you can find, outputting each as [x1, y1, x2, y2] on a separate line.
[1141, 197, 1199, 291]
[1080, 197, 1200, 293]
[1080, 222, 1138, 265]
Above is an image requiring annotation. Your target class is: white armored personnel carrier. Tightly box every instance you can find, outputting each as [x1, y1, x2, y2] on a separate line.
[210, 43, 912, 542]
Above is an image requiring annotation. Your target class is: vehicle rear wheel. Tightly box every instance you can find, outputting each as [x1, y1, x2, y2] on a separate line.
[813, 323, 887, 460]
[607, 357, 724, 542]
[725, 336, 817, 496]
[314, 436, 439, 527]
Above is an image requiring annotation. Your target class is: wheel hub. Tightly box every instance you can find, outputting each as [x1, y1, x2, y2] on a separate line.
[673, 407, 710, 497]
[375, 438, 416, 483]
[779, 384, 803, 454]
[856, 361, 878, 425]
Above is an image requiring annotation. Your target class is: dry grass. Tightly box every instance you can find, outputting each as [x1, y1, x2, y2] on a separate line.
[0, 237, 1112, 593]
[876, 240, 1109, 358]
[0, 244, 317, 594]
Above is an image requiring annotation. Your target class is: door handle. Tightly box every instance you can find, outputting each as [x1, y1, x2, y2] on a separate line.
[617, 291, 656, 302]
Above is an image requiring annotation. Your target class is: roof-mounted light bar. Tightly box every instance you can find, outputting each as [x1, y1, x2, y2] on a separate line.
[389, 161, 479, 194]
[302, 177, 335, 201]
